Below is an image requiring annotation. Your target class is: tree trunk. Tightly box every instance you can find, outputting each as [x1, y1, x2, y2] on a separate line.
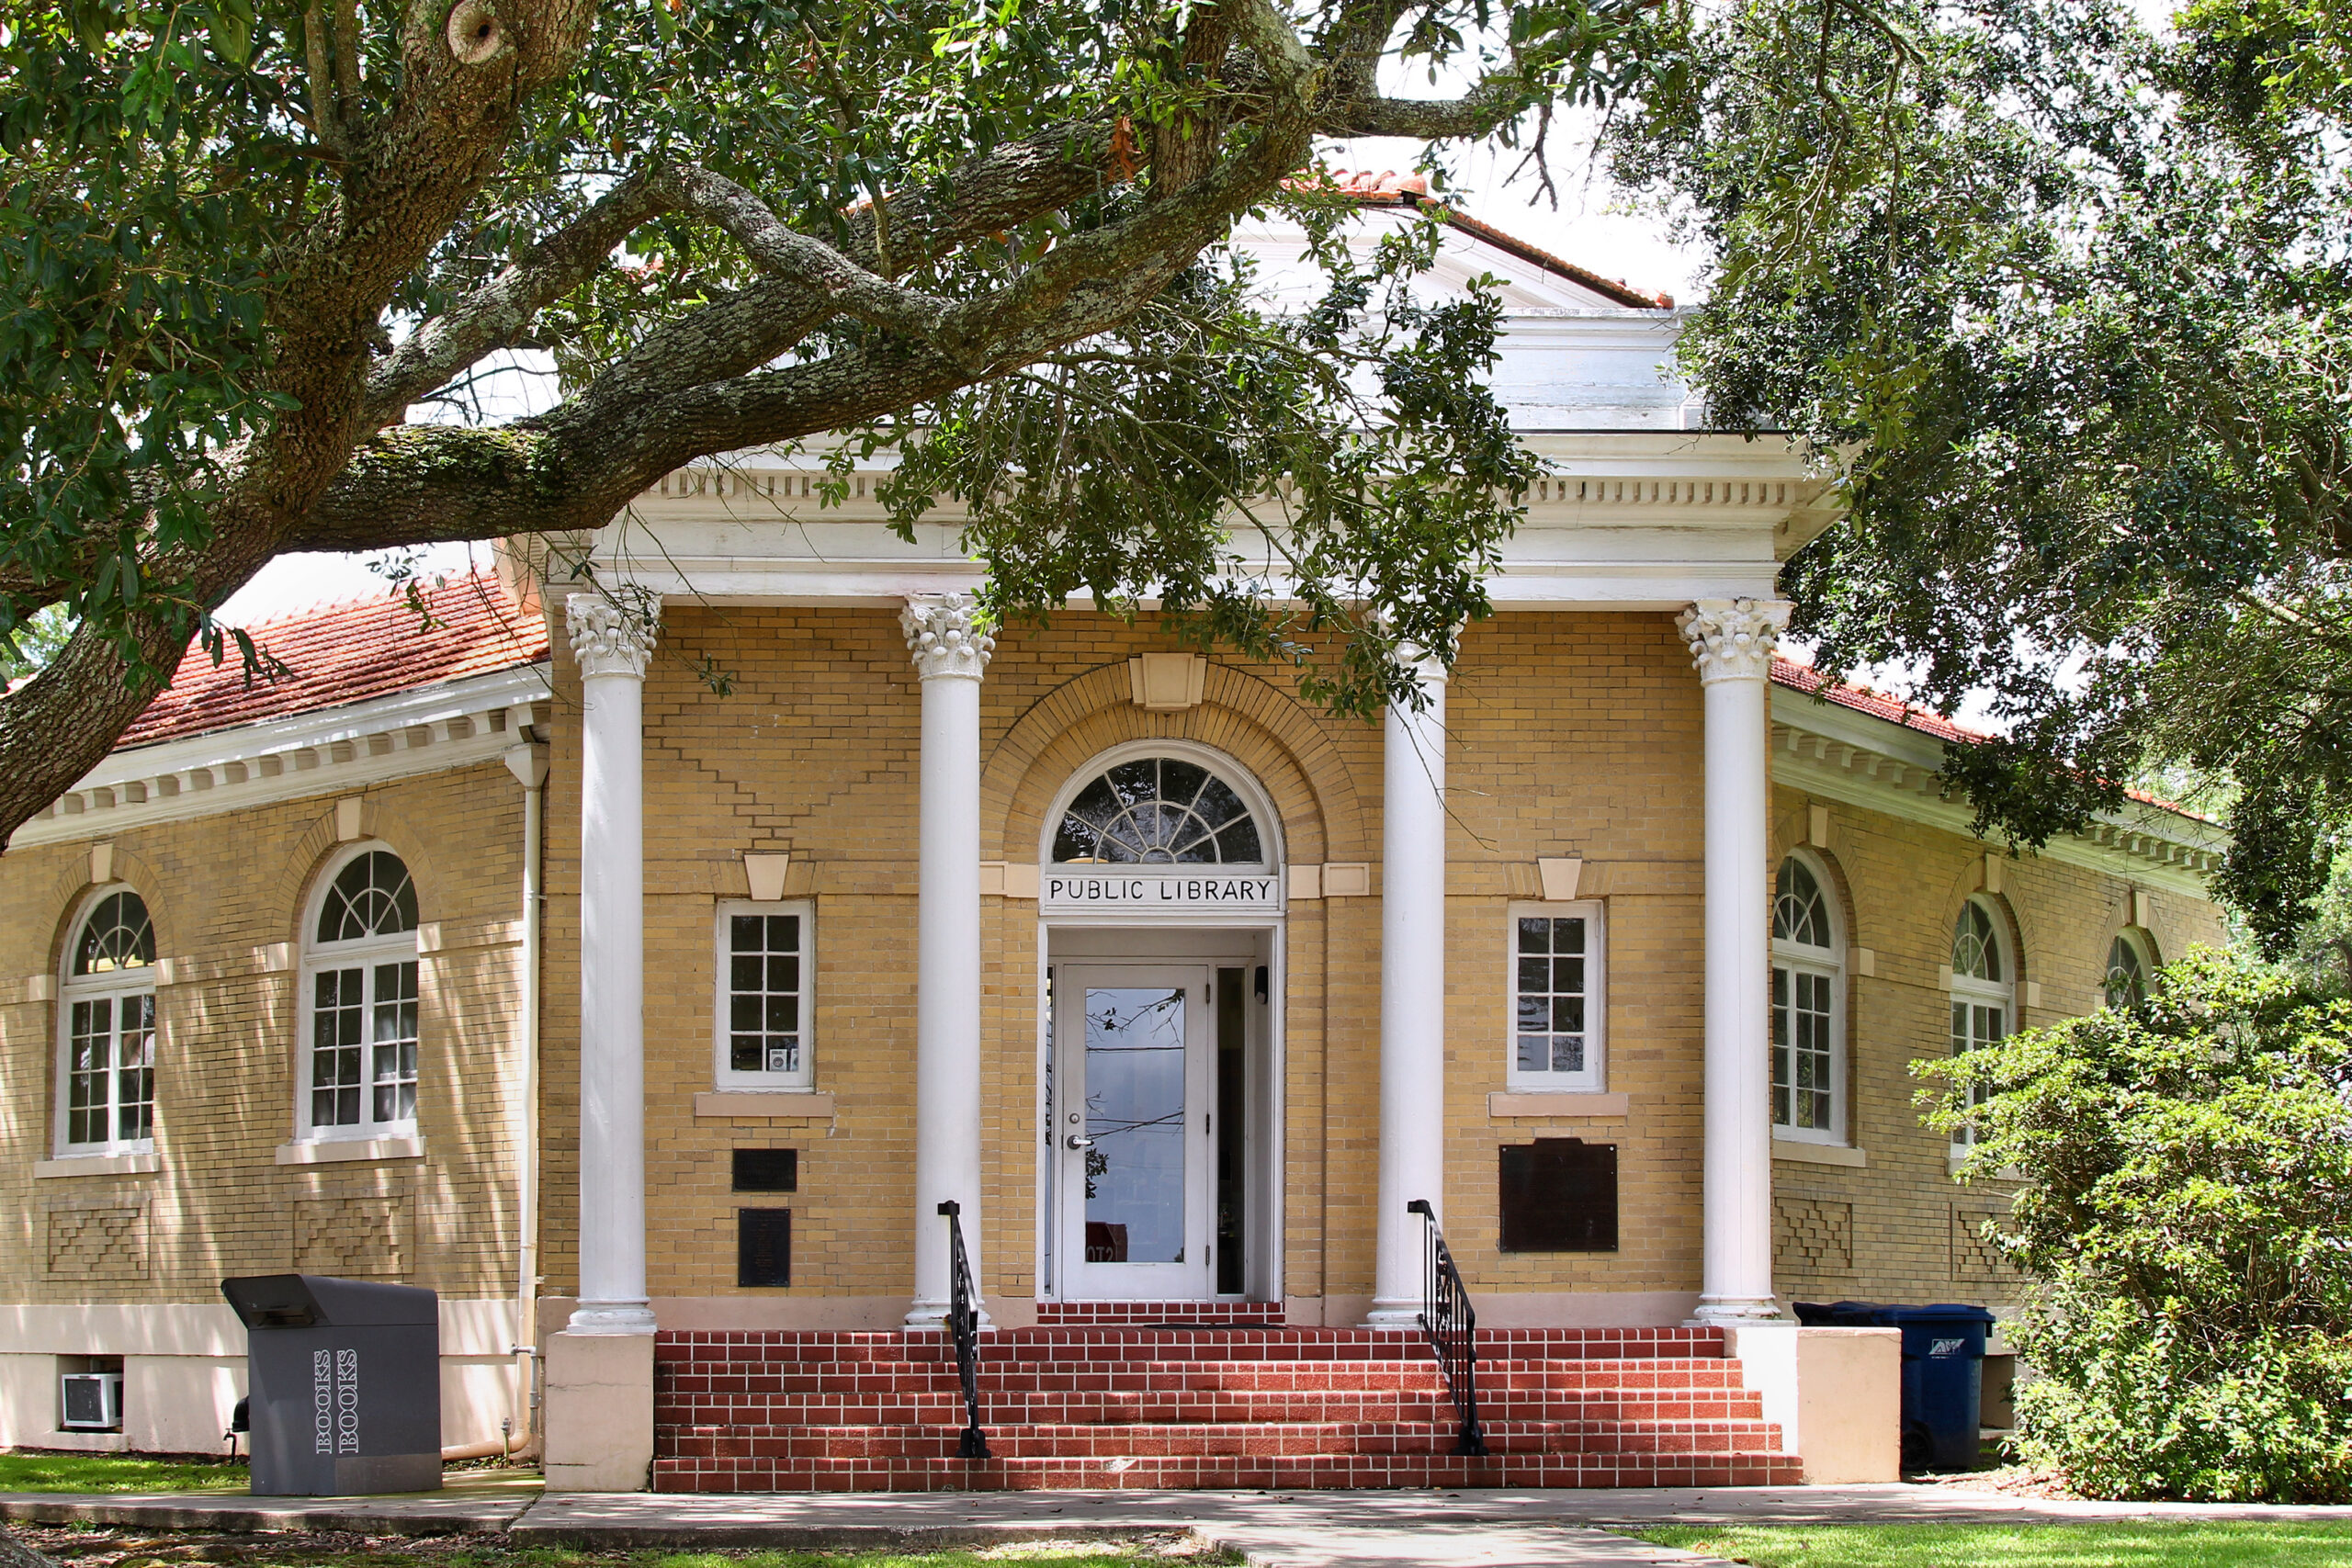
[0, 1525, 61, 1568]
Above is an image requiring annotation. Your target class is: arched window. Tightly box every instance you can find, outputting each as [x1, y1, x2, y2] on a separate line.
[300, 847, 421, 1139]
[57, 889, 158, 1155]
[1948, 898, 2014, 1151]
[1052, 754, 1267, 866]
[2105, 930, 2154, 1010]
[1770, 853, 1846, 1143]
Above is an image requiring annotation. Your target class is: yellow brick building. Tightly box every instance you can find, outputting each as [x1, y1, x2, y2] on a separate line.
[0, 206, 2224, 1476]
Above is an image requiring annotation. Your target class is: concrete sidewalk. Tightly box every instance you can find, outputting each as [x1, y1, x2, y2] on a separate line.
[8, 1481, 2352, 1566]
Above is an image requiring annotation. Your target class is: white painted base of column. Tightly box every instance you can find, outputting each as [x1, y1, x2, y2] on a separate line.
[566, 1300, 658, 1336]
[1361, 1303, 1422, 1329]
[905, 1298, 991, 1329]
[541, 1330, 654, 1493]
[1689, 1297, 1785, 1326]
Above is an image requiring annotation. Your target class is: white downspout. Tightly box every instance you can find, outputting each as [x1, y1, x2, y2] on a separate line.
[503, 731, 550, 1454]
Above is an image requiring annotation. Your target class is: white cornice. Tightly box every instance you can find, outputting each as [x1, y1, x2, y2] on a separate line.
[1769, 685, 2225, 897]
[9, 664, 552, 850]
[588, 435, 1839, 609]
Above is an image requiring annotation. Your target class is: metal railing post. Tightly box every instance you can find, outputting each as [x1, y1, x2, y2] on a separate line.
[936, 1201, 991, 1460]
[1406, 1198, 1487, 1456]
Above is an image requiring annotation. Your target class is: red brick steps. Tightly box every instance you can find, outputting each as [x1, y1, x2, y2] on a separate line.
[651, 1320, 1800, 1492]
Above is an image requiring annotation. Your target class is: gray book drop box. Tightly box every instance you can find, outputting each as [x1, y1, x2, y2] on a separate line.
[221, 1274, 442, 1495]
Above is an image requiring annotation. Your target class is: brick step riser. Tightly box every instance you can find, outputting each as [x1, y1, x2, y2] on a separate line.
[661, 1423, 1788, 1461]
[661, 1357, 1752, 1382]
[661, 1392, 1768, 1426]
[650, 1455, 1805, 1493]
[653, 1363, 1758, 1401]
[660, 1333, 1728, 1359]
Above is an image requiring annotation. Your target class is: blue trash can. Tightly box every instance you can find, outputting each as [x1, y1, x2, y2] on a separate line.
[1794, 1301, 1996, 1471]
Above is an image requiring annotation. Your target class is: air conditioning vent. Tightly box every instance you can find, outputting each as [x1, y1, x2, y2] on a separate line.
[60, 1371, 122, 1431]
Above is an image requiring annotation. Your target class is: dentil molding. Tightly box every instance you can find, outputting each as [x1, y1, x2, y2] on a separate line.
[566, 593, 660, 680]
[1678, 597, 1792, 684]
[900, 593, 995, 682]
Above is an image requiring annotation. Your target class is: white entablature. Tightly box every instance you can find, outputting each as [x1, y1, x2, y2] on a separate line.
[583, 429, 1838, 614]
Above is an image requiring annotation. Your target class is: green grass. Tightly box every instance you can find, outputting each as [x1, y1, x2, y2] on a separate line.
[1628, 1522, 2352, 1568]
[0, 1450, 249, 1493]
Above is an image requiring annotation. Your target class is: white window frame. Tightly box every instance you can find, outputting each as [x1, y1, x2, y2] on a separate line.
[1948, 897, 2015, 1152]
[297, 843, 423, 1144]
[714, 899, 817, 1090]
[54, 886, 160, 1158]
[1505, 900, 1607, 1092]
[1770, 851, 1847, 1145]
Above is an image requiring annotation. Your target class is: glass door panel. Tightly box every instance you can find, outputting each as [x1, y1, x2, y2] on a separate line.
[1057, 964, 1213, 1299]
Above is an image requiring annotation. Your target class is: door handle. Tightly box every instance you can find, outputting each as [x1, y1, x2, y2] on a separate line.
[1065, 1134, 1095, 1150]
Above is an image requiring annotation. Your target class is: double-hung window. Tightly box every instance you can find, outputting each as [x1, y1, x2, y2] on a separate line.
[1770, 854, 1846, 1143]
[1947, 898, 2013, 1151]
[57, 889, 159, 1156]
[1507, 902, 1606, 1091]
[715, 901, 815, 1089]
[301, 848, 422, 1140]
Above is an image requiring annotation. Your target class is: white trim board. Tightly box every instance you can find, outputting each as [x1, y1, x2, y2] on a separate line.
[11, 665, 551, 849]
[1770, 687, 2224, 896]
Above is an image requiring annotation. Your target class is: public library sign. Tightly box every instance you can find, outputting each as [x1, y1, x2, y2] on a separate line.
[1042, 871, 1284, 914]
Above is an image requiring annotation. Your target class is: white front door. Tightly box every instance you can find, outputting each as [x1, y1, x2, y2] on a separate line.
[1055, 964, 1216, 1299]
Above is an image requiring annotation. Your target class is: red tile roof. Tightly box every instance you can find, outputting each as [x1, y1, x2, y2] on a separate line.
[1771, 658, 2209, 823]
[1770, 658, 1995, 746]
[116, 573, 548, 751]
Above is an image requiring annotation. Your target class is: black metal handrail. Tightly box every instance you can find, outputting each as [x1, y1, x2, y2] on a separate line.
[1406, 1198, 1487, 1455]
[937, 1200, 990, 1459]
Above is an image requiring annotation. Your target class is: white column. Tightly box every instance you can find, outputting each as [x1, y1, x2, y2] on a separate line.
[566, 594, 660, 1337]
[1678, 597, 1792, 1325]
[902, 594, 995, 1326]
[1367, 646, 1450, 1327]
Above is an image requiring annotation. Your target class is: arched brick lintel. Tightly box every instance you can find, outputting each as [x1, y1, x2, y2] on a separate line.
[983, 660, 1372, 868]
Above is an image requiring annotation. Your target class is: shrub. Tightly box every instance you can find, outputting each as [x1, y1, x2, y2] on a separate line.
[1922, 950, 2352, 1500]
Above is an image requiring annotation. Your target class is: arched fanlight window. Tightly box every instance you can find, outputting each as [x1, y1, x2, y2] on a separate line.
[2105, 931, 2153, 1010]
[58, 888, 159, 1154]
[1770, 854, 1845, 1143]
[301, 847, 422, 1139]
[1951, 901, 2003, 983]
[316, 851, 419, 942]
[1948, 897, 2015, 1151]
[1052, 755, 1266, 866]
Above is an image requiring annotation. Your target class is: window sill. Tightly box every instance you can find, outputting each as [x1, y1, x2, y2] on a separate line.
[275, 1135, 425, 1166]
[1772, 1137, 1867, 1168]
[1488, 1091, 1628, 1118]
[35, 1152, 160, 1179]
[695, 1090, 835, 1120]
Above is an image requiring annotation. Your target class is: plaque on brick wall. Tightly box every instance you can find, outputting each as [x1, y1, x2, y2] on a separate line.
[738, 1208, 791, 1286]
[1498, 1138, 1618, 1252]
[732, 1147, 798, 1192]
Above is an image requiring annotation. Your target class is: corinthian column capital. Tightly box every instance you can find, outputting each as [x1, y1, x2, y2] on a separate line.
[901, 593, 995, 682]
[566, 593, 660, 681]
[1677, 598, 1792, 685]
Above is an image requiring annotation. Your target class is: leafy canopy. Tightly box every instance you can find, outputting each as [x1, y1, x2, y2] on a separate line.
[1925, 952, 2352, 1501]
[0, 0, 1694, 842]
[1607, 0, 2352, 948]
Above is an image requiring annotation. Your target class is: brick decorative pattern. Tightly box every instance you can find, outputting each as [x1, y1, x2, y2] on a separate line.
[1771, 1196, 1853, 1275]
[293, 1195, 410, 1277]
[1951, 1209, 2014, 1280]
[650, 1324, 1802, 1491]
[45, 1206, 147, 1281]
